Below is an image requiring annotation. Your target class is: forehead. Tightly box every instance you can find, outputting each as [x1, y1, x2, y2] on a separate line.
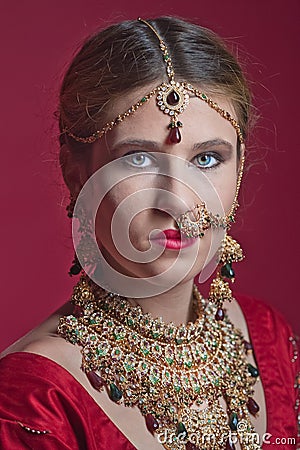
[99, 85, 238, 153]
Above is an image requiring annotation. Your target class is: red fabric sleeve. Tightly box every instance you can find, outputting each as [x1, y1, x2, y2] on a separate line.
[0, 352, 136, 450]
[235, 292, 299, 449]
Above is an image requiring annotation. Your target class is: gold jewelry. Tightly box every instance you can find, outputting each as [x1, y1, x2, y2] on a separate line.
[62, 19, 244, 146]
[68, 201, 100, 276]
[208, 233, 244, 321]
[176, 202, 211, 238]
[58, 275, 261, 450]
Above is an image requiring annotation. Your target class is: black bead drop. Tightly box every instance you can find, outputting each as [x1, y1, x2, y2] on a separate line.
[220, 262, 235, 279]
[229, 412, 238, 431]
[247, 363, 259, 378]
[69, 261, 81, 276]
[109, 383, 123, 402]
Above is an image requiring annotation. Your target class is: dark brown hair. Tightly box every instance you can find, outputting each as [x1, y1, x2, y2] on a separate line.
[59, 16, 251, 156]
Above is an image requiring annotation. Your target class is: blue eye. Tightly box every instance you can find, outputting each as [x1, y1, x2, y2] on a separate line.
[123, 152, 156, 169]
[194, 153, 220, 169]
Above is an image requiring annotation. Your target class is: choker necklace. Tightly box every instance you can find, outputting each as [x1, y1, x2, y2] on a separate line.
[58, 276, 261, 450]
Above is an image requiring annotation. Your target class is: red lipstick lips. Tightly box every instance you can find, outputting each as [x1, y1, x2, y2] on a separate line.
[151, 228, 198, 250]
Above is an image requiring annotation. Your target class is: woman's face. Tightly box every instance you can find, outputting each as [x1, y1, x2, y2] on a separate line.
[81, 86, 243, 289]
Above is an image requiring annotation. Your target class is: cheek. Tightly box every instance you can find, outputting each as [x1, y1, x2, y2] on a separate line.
[207, 163, 238, 214]
[95, 181, 145, 247]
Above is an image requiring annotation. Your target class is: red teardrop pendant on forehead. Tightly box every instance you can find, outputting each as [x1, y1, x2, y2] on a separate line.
[166, 90, 180, 106]
[167, 126, 181, 144]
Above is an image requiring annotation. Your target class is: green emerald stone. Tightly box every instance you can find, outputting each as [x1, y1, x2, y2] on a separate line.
[96, 348, 106, 356]
[152, 332, 159, 338]
[201, 93, 207, 100]
[150, 375, 159, 385]
[194, 385, 201, 393]
[126, 318, 134, 326]
[176, 422, 188, 438]
[125, 364, 134, 372]
[185, 361, 192, 368]
[229, 412, 238, 431]
[164, 54, 169, 61]
[221, 263, 235, 279]
[109, 383, 123, 402]
[155, 345, 160, 351]
[166, 357, 174, 365]
[248, 363, 259, 378]
[141, 348, 150, 356]
[113, 333, 123, 341]
[174, 385, 181, 393]
[175, 338, 183, 345]
[141, 97, 147, 103]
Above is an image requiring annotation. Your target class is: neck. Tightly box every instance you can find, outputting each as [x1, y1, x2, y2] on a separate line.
[95, 247, 198, 326]
[127, 278, 196, 325]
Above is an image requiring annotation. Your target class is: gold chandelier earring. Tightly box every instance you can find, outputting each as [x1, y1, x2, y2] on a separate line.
[208, 233, 244, 321]
[66, 195, 100, 277]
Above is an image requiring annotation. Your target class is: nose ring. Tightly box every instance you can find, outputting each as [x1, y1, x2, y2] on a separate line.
[176, 203, 211, 238]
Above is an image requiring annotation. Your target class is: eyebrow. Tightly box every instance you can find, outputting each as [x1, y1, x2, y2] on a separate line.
[193, 139, 234, 154]
[110, 139, 160, 153]
[110, 138, 234, 154]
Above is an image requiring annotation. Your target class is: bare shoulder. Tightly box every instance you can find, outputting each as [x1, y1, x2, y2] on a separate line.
[1, 302, 81, 374]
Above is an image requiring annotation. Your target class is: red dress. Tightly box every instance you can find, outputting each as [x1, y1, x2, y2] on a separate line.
[0, 293, 299, 450]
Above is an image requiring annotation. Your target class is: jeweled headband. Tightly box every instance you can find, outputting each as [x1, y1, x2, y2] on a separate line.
[63, 18, 245, 145]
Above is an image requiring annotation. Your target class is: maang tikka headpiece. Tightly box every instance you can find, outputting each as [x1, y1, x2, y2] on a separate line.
[63, 18, 244, 146]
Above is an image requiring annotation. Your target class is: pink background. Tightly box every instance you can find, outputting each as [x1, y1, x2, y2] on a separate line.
[1, 0, 299, 352]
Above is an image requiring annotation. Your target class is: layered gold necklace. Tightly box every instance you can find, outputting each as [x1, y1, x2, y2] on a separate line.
[58, 276, 262, 450]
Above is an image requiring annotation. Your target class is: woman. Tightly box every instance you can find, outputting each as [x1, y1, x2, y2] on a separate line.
[0, 16, 299, 450]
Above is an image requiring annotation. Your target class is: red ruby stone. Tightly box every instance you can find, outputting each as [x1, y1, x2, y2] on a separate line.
[73, 305, 84, 318]
[86, 371, 105, 390]
[215, 307, 225, 321]
[145, 414, 159, 434]
[247, 397, 260, 416]
[243, 339, 253, 352]
[225, 437, 236, 450]
[186, 442, 200, 450]
[167, 127, 181, 144]
[166, 90, 180, 106]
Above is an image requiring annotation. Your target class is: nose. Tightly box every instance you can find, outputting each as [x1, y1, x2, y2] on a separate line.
[154, 176, 198, 219]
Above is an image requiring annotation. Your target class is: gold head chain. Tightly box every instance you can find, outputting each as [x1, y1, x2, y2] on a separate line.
[63, 18, 245, 147]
